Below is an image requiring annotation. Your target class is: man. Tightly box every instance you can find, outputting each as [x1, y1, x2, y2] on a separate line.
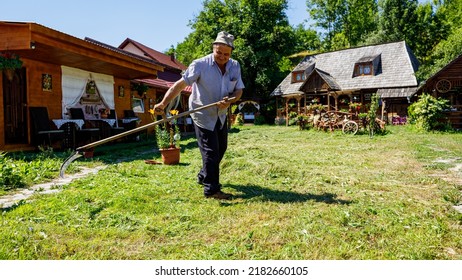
[154, 31, 245, 199]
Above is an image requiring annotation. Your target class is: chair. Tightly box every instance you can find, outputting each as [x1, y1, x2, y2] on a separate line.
[124, 109, 137, 119]
[122, 110, 140, 141]
[29, 107, 64, 148]
[69, 107, 100, 146]
[108, 109, 125, 136]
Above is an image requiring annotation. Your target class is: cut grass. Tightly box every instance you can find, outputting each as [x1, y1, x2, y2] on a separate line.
[1, 125, 461, 259]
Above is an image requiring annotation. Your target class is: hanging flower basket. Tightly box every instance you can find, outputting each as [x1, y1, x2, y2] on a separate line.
[3, 68, 15, 81]
[0, 52, 23, 81]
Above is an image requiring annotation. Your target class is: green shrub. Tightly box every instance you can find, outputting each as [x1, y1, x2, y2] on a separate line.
[253, 114, 265, 125]
[0, 152, 26, 190]
[288, 111, 298, 126]
[274, 116, 286, 125]
[296, 114, 309, 130]
[408, 93, 451, 131]
[234, 113, 244, 126]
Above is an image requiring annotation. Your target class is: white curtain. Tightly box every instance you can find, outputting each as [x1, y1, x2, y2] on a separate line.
[61, 66, 115, 118]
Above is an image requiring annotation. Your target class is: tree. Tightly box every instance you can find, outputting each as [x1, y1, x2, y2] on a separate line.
[306, 0, 348, 50]
[292, 24, 321, 54]
[412, 2, 448, 63]
[343, 0, 378, 46]
[175, 0, 301, 101]
[363, 0, 419, 47]
[306, 0, 378, 50]
[415, 0, 462, 80]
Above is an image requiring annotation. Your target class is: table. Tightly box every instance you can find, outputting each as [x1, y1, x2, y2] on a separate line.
[52, 119, 101, 148]
[52, 119, 85, 130]
[122, 117, 140, 124]
[99, 119, 117, 127]
[52, 119, 85, 149]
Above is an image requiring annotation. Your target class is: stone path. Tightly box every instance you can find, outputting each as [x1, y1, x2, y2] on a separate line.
[0, 166, 105, 209]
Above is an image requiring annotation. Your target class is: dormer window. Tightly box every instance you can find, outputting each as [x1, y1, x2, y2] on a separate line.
[292, 71, 305, 83]
[353, 54, 381, 77]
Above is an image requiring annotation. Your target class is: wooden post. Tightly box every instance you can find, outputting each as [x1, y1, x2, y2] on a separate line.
[381, 99, 386, 120]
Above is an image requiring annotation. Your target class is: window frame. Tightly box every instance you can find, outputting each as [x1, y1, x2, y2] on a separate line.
[354, 62, 373, 77]
[292, 71, 305, 83]
[131, 97, 145, 113]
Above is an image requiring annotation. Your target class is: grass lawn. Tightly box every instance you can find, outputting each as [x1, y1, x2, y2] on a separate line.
[1, 125, 461, 259]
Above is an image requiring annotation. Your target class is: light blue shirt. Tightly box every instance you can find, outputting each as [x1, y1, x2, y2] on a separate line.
[183, 53, 245, 131]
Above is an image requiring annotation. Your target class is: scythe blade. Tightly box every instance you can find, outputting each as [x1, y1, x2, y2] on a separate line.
[59, 151, 83, 178]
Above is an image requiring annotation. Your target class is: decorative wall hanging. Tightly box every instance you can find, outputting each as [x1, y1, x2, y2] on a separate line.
[81, 79, 101, 103]
[118, 85, 125, 97]
[42, 74, 52, 91]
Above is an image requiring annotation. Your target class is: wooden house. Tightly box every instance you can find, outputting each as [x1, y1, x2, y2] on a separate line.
[271, 41, 419, 124]
[0, 21, 163, 152]
[414, 54, 462, 129]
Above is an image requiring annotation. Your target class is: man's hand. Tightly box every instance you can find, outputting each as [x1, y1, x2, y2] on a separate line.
[217, 96, 232, 110]
[153, 103, 166, 115]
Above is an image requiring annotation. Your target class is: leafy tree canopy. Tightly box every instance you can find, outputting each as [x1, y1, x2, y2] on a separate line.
[174, 0, 319, 101]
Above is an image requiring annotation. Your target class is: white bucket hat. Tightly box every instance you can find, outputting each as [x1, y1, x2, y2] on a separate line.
[213, 31, 235, 49]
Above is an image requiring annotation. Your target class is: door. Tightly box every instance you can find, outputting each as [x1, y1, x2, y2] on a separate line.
[2, 68, 27, 144]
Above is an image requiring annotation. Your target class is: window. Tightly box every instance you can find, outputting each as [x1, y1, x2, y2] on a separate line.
[354, 63, 373, 77]
[132, 98, 145, 113]
[292, 71, 305, 83]
[362, 64, 371, 75]
[353, 54, 381, 77]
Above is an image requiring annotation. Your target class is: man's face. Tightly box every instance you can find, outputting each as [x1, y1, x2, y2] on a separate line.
[213, 44, 232, 67]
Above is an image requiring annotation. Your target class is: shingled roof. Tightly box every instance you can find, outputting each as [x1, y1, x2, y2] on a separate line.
[119, 38, 186, 71]
[272, 41, 419, 98]
[118, 38, 191, 94]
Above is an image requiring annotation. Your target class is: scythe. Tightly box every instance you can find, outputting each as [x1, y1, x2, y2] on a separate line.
[59, 97, 235, 178]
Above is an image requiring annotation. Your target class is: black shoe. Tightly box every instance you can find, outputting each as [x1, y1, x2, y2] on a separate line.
[205, 191, 232, 200]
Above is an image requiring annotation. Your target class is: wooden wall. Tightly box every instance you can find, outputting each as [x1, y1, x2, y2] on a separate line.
[26, 59, 63, 119]
[0, 59, 156, 151]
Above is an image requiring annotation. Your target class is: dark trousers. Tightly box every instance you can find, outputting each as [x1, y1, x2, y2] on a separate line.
[194, 119, 228, 195]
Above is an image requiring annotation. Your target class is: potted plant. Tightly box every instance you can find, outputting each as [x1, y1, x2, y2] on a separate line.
[0, 52, 23, 81]
[132, 83, 149, 98]
[150, 109, 181, 164]
[349, 102, 362, 114]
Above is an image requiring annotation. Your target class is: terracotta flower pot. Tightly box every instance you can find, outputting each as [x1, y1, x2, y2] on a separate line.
[159, 147, 180, 165]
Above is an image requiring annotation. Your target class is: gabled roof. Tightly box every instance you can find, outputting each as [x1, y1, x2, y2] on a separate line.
[304, 68, 341, 91]
[272, 41, 419, 97]
[119, 38, 186, 71]
[118, 38, 191, 94]
[84, 37, 157, 65]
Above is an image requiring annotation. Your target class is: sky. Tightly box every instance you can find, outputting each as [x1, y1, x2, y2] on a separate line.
[1, 0, 309, 53]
